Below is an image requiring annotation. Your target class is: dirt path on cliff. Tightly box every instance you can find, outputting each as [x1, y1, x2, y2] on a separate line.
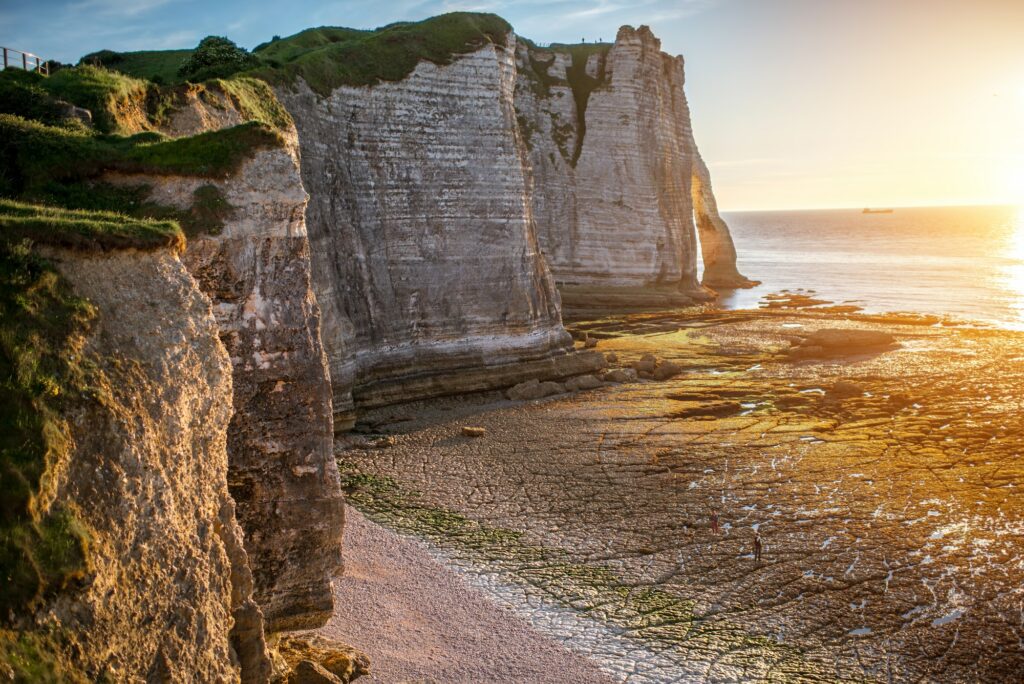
[317, 507, 613, 684]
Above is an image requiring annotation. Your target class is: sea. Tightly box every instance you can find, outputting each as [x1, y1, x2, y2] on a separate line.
[712, 205, 1024, 329]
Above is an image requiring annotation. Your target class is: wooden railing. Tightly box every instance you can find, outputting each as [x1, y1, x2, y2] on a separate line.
[1, 46, 50, 76]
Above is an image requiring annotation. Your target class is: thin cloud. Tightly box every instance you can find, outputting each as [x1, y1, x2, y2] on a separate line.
[67, 0, 178, 17]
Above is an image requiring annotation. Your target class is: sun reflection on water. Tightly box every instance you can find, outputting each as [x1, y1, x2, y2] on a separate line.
[1009, 206, 1024, 328]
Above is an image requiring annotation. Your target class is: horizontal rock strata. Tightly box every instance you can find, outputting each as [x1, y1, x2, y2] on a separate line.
[515, 25, 754, 308]
[276, 35, 590, 411]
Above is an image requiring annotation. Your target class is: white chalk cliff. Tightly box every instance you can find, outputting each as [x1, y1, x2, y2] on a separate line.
[275, 34, 602, 416]
[515, 25, 755, 308]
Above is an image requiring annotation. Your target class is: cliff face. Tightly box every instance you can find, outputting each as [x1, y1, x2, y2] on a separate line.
[37, 246, 263, 681]
[515, 25, 754, 308]
[107, 128, 344, 633]
[275, 35, 602, 412]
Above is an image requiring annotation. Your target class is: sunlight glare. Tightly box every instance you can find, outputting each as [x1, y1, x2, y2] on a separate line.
[1009, 206, 1024, 328]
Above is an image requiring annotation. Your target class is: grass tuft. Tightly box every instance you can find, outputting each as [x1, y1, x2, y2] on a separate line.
[0, 629, 88, 682]
[43, 66, 151, 135]
[0, 200, 184, 252]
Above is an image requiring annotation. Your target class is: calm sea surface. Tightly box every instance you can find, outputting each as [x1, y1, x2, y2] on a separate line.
[713, 205, 1024, 329]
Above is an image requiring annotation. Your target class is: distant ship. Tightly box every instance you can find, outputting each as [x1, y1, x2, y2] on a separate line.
[862, 208, 894, 214]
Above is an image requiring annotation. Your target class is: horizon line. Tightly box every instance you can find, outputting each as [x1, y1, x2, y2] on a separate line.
[720, 201, 1020, 213]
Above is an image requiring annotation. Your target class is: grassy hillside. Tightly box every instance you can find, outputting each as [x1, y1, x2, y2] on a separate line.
[77, 12, 514, 95]
[253, 12, 512, 94]
[79, 48, 194, 84]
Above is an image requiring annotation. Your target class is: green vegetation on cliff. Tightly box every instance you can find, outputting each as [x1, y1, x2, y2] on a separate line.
[519, 41, 611, 166]
[0, 200, 183, 251]
[80, 48, 194, 85]
[0, 629, 89, 683]
[0, 224, 95, 621]
[0, 200, 183, 680]
[77, 12, 513, 95]
[176, 36, 261, 82]
[2, 114, 280, 185]
[254, 12, 512, 94]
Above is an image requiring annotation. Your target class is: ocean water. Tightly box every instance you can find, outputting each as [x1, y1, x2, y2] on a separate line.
[713, 205, 1024, 329]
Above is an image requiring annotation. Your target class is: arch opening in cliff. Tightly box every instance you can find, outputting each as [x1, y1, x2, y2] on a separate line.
[690, 154, 759, 290]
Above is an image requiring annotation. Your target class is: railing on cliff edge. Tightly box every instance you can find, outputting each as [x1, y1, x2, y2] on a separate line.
[2, 46, 50, 76]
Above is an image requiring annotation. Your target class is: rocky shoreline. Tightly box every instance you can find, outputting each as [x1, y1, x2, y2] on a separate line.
[332, 305, 1024, 683]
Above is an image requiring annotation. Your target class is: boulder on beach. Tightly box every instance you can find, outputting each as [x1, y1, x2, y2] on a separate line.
[789, 329, 897, 359]
[506, 378, 565, 401]
[605, 352, 618, 363]
[652, 360, 683, 380]
[461, 426, 486, 437]
[830, 380, 865, 397]
[565, 374, 604, 391]
[602, 368, 638, 383]
[584, 337, 599, 348]
[278, 634, 370, 683]
[805, 329, 895, 349]
[633, 353, 658, 373]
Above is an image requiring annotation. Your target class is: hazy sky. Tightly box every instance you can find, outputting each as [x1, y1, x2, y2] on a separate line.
[3, 0, 1022, 210]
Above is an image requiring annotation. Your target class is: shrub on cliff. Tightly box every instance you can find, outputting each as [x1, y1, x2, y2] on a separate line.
[177, 36, 260, 82]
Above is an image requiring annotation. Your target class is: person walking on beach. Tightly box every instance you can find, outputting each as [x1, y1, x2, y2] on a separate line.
[753, 532, 763, 562]
[710, 509, 720, 535]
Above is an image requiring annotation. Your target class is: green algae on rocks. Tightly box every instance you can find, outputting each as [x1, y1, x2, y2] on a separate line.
[336, 457, 828, 680]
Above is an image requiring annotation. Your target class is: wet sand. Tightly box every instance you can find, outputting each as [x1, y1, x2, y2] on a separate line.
[318, 507, 612, 683]
[335, 307, 1024, 682]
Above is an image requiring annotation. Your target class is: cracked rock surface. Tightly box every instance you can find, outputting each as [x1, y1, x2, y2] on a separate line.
[338, 309, 1024, 682]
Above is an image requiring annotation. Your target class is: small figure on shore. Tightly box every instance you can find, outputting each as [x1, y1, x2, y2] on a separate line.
[754, 532, 763, 562]
[710, 509, 720, 535]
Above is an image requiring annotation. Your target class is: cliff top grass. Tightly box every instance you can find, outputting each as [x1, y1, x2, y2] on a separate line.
[79, 13, 513, 95]
[0, 114, 285, 194]
[80, 48, 194, 85]
[0, 200, 184, 252]
[253, 12, 512, 94]
[0, 66, 146, 135]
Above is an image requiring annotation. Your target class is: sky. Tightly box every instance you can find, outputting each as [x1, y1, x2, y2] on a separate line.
[2, 0, 1022, 210]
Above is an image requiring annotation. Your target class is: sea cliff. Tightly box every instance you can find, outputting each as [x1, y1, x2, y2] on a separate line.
[516, 25, 754, 309]
[273, 27, 600, 417]
[1, 12, 751, 681]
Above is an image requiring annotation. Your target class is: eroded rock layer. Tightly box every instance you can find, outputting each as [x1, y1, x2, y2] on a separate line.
[275, 36, 594, 411]
[515, 25, 754, 306]
[41, 247, 263, 681]
[108, 135, 345, 633]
